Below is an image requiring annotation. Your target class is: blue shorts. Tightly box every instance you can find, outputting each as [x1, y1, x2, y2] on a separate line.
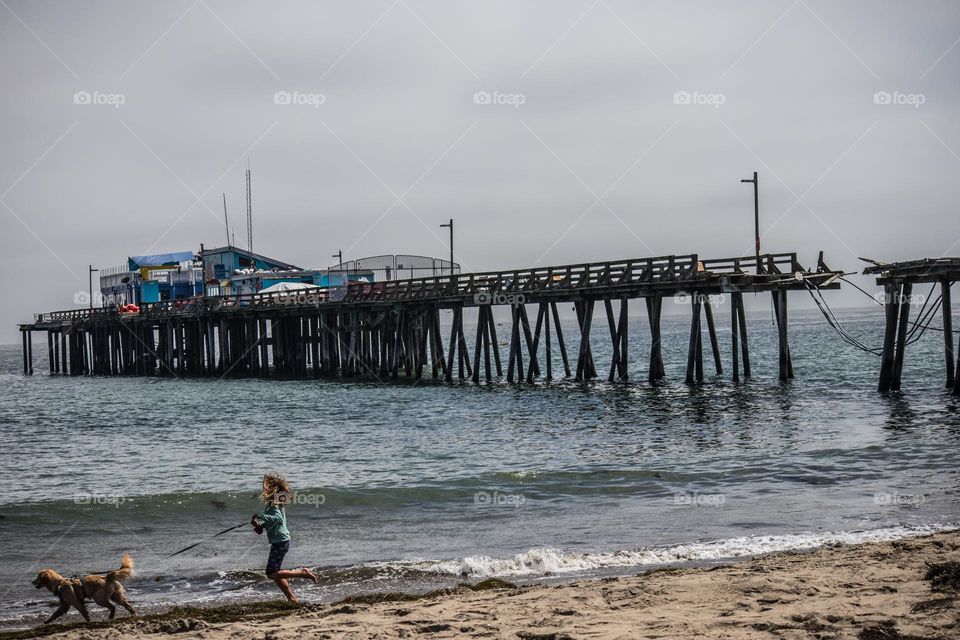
[266, 540, 289, 575]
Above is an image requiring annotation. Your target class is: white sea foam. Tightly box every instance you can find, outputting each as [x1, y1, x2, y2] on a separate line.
[394, 522, 957, 578]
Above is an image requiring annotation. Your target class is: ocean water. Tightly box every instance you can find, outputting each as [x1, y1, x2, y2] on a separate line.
[0, 305, 958, 629]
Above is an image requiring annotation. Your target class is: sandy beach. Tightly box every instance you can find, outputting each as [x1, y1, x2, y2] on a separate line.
[9, 529, 957, 640]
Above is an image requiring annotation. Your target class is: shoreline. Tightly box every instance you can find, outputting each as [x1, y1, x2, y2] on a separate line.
[8, 529, 959, 640]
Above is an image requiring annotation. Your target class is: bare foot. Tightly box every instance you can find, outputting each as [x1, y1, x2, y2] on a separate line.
[303, 568, 319, 584]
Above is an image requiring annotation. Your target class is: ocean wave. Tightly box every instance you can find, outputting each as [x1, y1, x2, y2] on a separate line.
[0, 462, 905, 515]
[386, 522, 958, 578]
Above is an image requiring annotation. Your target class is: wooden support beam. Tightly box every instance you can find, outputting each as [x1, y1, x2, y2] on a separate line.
[176, 321, 185, 376]
[310, 316, 320, 378]
[258, 318, 269, 377]
[784, 292, 793, 379]
[544, 302, 553, 381]
[434, 309, 446, 378]
[393, 311, 404, 378]
[685, 295, 702, 385]
[457, 308, 472, 379]
[695, 302, 704, 383]
[519, 305, 539, 378]
[736, 294, 751, 377]
[488, 308, 503, 377]
[484, 307, 492, 382]
[604, 299, 620, 382]
[879, 284, 900, 392]
[21, 330, 29, 375]
[954, 324, 960, 396]
[891, 282, 912, 391]
[473, 307, 484, 384]
[704, 299, 722, 375]
[618, 298, 628, 380]
[770, 291, 794, 381]
[731, 293, 740, 382]
[575, 300, 594, 382]
[550, 302, 571, 377]
[527, 303, 545, 383]
[507, 304, 524, 382]
[646, 296, 665, 383]
[942, 279, 954, 389]
[446, 306, 459, 383]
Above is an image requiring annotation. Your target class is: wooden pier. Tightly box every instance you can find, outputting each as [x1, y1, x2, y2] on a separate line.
[18, 252, 841, 385]
[864, 258, 960, 395]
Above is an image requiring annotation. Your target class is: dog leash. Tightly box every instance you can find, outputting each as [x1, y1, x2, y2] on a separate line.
[166, 522, 249, 558]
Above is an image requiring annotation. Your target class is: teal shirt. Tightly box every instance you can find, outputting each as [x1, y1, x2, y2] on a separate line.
[257, 505, 290, 543]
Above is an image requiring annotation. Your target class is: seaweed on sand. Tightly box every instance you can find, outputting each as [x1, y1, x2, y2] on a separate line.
[337, 577, 517, 605]
[923, 561, 960, 592]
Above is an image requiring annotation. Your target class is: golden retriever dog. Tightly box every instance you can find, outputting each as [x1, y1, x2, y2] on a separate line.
[32, 554, 136, 624]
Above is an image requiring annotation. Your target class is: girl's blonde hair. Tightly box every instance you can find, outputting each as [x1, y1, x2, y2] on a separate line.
[260, 472, 292, 506]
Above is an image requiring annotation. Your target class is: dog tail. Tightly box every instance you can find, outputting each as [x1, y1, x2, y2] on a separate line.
[107, 554, 134, 583]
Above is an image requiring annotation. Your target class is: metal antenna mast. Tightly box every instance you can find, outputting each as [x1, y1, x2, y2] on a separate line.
[222, 193, 231, 247]
[246, 163, 253, 253]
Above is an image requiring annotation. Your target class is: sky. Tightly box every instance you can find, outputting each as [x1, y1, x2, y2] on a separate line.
[1, 0, 959, 343]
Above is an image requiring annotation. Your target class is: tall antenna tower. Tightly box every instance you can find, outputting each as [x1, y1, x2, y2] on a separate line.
[246, 164, 253, 254]
[222, 193, 231, 247]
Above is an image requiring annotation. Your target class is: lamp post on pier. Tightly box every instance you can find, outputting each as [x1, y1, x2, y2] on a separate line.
[740, 171, 761, 273]
[332, 249, 344, 291]
[440, 218, 454, 276]
[88, 265, 99, 309]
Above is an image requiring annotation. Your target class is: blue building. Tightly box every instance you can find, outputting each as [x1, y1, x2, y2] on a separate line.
[97, 247, 444, 306]
[201, 246, 303, 297]
[99, 251, 202, 305]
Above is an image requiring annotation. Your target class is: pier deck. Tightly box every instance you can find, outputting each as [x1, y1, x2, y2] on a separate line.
[19, 251, 840, 385]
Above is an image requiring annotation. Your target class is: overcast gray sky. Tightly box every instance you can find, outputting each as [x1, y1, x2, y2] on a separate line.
[2, 1, 959, 343]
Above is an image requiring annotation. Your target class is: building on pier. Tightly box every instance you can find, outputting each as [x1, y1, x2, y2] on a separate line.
[203, 246, 379, 297]
[91, 247, 460, 309]
[201, 246, 302, 297]
[100, 251, 202, 306]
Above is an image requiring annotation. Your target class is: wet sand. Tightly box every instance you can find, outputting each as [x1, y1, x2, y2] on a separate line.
[12, 530, 959, 640]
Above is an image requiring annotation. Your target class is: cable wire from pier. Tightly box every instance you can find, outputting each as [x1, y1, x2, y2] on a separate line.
[804, 279, 949, 357]
[839, 276, 883, 305]
[804, 280, 882, 357]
